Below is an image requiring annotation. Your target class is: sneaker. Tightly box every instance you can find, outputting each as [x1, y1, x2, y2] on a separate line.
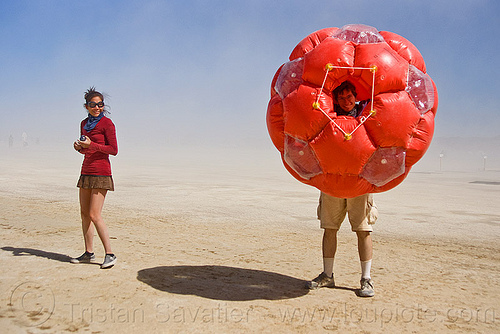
[101, 254, 117, 269]
[359, 278, 374, 297]
[306, 272, 335, 289]
[70, 252, 95, 264]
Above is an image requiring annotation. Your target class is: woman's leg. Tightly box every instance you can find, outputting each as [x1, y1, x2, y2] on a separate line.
[88, 189, 113, 254]
[79, 188, 94, 253]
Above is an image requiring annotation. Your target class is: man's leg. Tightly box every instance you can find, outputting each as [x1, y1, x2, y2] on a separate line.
[322, 228, 338, 277]
[348, 193, 376, 297]
[356, 231, 372, 277]
[306, 193, 345, 289]
[357, 231, 372, 262]
[356, 231, 374, 297]
[306, 228, 337, 289]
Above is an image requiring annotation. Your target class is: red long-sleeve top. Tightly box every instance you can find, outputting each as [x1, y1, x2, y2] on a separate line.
[79, 116, 118, 176]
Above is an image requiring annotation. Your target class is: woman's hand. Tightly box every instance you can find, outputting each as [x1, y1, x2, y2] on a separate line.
[78, 136, 91, 149]
[74, 141, 82, 151]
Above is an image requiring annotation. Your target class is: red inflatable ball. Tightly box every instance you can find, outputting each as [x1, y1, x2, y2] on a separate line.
[267, 24, 438, 198]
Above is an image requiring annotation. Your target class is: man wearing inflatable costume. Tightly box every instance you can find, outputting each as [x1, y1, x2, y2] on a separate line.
[306, 81, 377, 297]
[267, 24, 438, 298]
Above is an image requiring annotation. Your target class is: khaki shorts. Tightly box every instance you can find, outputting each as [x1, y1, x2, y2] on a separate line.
[317, 192, 378, 232]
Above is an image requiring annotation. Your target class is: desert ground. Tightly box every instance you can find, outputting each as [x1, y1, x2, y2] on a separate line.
[0, 142, 499, 333]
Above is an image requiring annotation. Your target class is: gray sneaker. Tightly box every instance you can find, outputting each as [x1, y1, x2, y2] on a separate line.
[306, 272, 335, 289]
[359, 278, 374, 297]
[101, 254, 117, 269]
[70, 252, 95, 264]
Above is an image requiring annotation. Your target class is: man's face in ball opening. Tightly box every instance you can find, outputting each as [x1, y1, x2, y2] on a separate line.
[336, 89, 356, 112]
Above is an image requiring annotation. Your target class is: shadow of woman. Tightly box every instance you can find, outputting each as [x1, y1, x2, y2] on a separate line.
[137, 265, 310, 301]
[2, 246, 73, 263]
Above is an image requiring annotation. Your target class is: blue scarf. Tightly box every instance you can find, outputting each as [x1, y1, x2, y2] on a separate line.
[83, 113, 104, 132]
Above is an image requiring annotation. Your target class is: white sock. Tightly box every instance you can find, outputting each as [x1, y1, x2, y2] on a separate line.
[361, 260, 372, 279]
[323, 258, 334, 277]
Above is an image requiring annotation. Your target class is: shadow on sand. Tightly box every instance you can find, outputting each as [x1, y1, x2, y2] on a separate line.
[2, 246, 73, 263]
[137, 265, 314, 301]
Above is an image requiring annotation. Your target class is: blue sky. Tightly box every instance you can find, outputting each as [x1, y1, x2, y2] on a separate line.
[1, 0, 499, 148]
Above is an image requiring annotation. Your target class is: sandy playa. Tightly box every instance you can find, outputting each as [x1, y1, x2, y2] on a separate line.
[0, 143, 499, 333]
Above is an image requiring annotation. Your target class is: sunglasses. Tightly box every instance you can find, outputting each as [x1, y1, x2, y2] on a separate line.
[87, 101, 104, 108]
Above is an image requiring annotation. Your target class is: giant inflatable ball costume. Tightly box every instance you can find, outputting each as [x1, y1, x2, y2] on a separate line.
[267, 24, 438, 198]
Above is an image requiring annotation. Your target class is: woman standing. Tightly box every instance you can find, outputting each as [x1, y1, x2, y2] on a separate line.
[71, 87, 118, 269]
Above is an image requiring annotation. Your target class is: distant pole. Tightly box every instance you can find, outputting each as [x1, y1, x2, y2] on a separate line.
[484, 156, 487, 171]
[439, 153, 444, 171]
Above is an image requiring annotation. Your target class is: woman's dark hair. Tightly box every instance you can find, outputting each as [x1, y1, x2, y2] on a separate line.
[83, 87, 110, 114]
[84, 86, 104, 104]
[332, 81, 357, 100]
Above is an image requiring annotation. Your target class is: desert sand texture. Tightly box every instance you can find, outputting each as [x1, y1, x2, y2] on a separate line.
[0, 142, 499, 334]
